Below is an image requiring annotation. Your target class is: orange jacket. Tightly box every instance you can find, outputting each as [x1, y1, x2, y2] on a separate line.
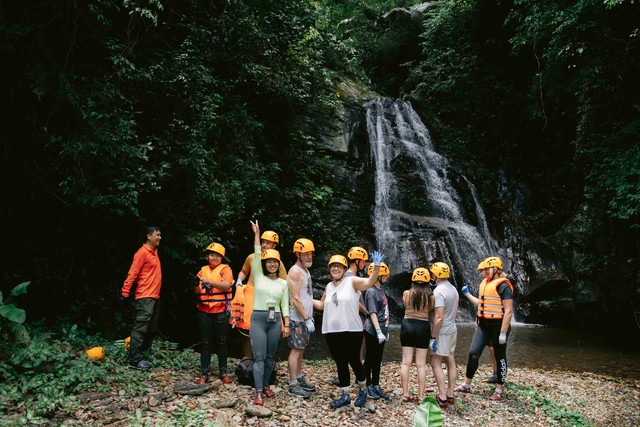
[477, 277, 514, 320]
[196, 264, 234, 314]
[122, 244, 162, 300]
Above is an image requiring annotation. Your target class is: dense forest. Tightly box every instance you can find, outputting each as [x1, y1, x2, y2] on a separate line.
[1, 0, 639, 342]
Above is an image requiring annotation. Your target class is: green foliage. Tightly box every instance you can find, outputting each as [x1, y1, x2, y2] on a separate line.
[510, 383, 593, 427]
[0, 323, 195, 424]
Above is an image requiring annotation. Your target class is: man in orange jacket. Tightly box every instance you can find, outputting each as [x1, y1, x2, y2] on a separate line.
[121, 226, 162, 370]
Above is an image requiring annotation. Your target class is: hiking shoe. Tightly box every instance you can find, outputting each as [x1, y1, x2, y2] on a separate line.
[195, 374, 208, 385]
[297, 376, 316, 392]
[372, 385, 389, 400]
[354, 387, 367, 407]
[489, 391, 503, 401]
[289, 383, 311, 399]
[331, 377, 340, 387]
[263, 387, 276, 398]
[253, 391, 264, 406]
[219, 374, 232, 384]
[454, 384, 472, 393]
[367, 385, 380, 400]
[331, 392, 351, 408]
[128, 360, 151, 371]
[483, 373, 498, 384]
[147, 353, 157, 366]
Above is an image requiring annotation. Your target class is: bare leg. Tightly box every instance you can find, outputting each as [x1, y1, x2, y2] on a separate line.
[416, 348, 428, 400]
[401, 346, 414, 398]
[288, 348, 304, 382]
[445, 354, 457, 397]
[430, 354, 446, 400]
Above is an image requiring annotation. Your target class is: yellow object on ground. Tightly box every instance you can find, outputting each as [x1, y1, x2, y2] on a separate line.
[86, 346, 104, 361]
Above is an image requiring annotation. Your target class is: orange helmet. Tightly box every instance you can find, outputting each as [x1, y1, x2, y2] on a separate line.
[328, 255, 348, 268]
[367, 262, 390, 277]
[261, 249, 281, 262]
[430, 262, 450, 279]
[261, 231, 280, 245]
[411, 267, 431, 283]
[205, 242, 225, 257]
[484, 257, 503, 270]
[293, 238, 315, 253]
[347, 246, 369, 261]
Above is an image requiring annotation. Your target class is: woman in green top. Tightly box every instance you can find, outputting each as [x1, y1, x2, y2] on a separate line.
[249, 220, 290, 406]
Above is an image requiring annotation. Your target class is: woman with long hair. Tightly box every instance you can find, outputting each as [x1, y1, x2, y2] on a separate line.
[400, 267, 435, 402]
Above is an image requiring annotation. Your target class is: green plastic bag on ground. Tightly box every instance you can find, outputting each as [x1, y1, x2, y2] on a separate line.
[414, 397, 443, 427]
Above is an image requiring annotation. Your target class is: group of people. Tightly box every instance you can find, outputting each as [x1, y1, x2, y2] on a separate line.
[120, 224, 514, 410]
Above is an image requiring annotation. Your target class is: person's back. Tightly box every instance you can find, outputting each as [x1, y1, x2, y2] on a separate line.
[433, 280, 458, 334]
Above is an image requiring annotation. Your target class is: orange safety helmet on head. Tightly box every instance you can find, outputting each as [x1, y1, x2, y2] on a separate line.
[293, 238, 315, 253]
[367, 262, 390, 277]
[477, 260, 487, 270]
[347, 246, 369, 261]
[205, 242, 226, 257]
[430, 262, 451, 279]
[261, 249, 281, 262]
[328, 255, 348, 268]
[261, 231, 280, 245]
[411, 267, 431, 283]
[484, 256, 503, 270]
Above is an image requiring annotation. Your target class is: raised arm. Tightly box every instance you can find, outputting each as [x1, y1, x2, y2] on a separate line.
[352, 250, 384, 292]
[250, 220, 264, 281]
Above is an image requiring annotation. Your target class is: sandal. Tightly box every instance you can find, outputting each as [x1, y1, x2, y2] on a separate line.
[402, 395, 414, 403]
[489, 391, 503, 401]
[447, 396, 455, 406]
[454, 384, 471, 393]
[435, 395, 448, 409]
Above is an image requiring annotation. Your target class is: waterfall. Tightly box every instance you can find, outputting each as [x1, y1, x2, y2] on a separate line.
[365, 98, 503, 310]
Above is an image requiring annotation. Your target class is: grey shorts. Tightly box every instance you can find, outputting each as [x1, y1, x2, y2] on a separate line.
[432, 329, 457, 356]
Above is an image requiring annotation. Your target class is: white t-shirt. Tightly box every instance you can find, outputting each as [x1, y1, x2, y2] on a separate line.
[433, 280, 459, 335]
[321, 276, 363, 334]
[288, 264, 313, 322]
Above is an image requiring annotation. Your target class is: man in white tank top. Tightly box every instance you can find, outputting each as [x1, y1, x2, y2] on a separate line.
[287, 238, 316, 398]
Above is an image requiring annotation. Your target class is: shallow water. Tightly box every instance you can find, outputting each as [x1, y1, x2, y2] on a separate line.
[261, 323, 640, 379]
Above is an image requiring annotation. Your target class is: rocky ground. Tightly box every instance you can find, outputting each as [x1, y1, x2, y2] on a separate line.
[42, 360, 640, 426]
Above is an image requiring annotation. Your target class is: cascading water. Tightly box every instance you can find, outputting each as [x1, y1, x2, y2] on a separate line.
[366, 98, 507, 317]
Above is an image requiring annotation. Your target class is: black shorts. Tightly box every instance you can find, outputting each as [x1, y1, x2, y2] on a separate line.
[400, 318, 431, 349]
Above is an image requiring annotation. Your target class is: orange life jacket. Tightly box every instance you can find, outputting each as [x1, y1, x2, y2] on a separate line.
[197, 264, 233, 313]
[477, 277, 514, 320]
[229, 285, 254, 330]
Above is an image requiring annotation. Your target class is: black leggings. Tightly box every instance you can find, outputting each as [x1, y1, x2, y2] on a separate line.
[465, 321, 509, 385]
[363, 331, 385, 386]
[197, 310, 230, 376]
[325, 331, 365, 388]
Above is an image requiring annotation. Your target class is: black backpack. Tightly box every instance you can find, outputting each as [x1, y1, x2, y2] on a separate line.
[235, 357, 277, 386]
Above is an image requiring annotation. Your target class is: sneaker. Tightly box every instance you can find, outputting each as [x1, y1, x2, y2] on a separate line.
[253, 391, 264, 406]
[128, 360, 151, 371]
[354, 387, 367, 407]
[489, 390, 503, 401]
[367, 385, 380, 400]
[195, 375, 208, 384]
[483, 373, 498, 384]
[147, 353, 157, 366]
[297, 376, 316, 392]
[219, 374, 232, 384]
[331, 392, 351, 408]
[331, 377, 340, 387]
[263, 387, 276, 398]
[289, 383, 311, 399]
[372, 385, 389, 400]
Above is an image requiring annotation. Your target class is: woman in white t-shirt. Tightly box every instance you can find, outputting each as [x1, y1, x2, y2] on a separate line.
[315, 251, 384, 409]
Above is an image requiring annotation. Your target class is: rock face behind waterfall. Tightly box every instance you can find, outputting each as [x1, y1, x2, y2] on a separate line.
[303, 80, 572, 325]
